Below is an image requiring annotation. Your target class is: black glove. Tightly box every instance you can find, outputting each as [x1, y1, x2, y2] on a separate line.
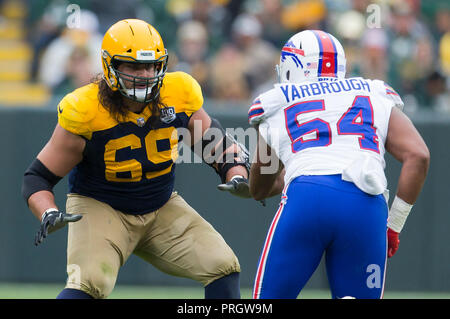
[35, 209, 82, 246]
[217, 176, 266, 206]
[217, 176, 251, 198]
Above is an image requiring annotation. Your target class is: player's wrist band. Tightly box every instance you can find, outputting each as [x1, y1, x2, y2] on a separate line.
[41, 208, 59, 221]
[387, 196, 413, 233]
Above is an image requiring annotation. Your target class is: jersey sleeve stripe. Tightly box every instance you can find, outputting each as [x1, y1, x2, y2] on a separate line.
[386, 90, 399, 96]
[384, 83, 398, 94]
[248, 107, 265, 119]
[250, 99, 262, 107]
[385, 87, 399, 96]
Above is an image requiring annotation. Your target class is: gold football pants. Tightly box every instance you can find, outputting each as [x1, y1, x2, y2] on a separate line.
[63, 192, 240, 299]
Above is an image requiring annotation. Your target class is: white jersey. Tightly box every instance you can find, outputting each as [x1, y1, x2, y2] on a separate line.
[248, 77, 404, 196]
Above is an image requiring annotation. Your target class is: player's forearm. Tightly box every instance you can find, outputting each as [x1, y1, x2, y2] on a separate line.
[27, 191, 58, 221]
[395, 152, 429, 204]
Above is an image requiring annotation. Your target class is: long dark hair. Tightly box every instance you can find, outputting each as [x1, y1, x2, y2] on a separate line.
[94, 74, 163, 127]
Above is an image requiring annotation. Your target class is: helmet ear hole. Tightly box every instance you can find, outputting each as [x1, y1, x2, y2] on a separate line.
[286, 70, 290, 81]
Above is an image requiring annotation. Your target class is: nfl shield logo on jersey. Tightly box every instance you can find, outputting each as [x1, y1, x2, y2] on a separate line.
[160, 106, 176, 124]
[137, 117, 146, 127]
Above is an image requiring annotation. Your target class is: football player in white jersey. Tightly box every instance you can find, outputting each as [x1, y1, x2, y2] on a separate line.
[248, 30, 429, 299]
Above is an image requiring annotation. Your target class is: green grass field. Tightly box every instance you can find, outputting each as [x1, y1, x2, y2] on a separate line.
[0, 283, 449, 299]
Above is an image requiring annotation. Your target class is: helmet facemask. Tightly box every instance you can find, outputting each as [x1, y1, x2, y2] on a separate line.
[102, 49, 168, 103]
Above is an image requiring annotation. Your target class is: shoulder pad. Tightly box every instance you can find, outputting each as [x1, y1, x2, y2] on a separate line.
[161, 72, 204, 116]
[248, 86, 284, 126]
[372, 79, 404, 110]
[57, 84, 99, 139]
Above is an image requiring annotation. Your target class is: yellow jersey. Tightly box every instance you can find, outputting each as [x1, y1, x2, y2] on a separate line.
[57, 72, 203, 214]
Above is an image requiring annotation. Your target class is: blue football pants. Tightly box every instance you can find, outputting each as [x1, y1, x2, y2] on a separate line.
[253, 175, 388, 299]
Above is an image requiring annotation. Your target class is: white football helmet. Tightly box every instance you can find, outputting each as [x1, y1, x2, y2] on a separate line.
[276, 30, 346, 83]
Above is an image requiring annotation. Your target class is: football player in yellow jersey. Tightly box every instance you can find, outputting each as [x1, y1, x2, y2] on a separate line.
[21, 19, 252, 299]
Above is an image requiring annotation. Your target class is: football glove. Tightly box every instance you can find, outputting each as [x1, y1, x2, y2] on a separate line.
[217, 176, 251, 198]
[217, 176, 266, 206]
[387, 228, 400, 258]
[35, 209, 82, 246]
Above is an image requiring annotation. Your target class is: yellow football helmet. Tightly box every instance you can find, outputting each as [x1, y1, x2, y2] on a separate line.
[101, 19, 168, 102]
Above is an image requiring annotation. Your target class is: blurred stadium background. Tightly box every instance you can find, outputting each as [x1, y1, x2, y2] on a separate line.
[0, 0, 449, 298]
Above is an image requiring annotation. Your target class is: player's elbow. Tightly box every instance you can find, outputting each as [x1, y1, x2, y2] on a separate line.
[405, 146, 430, 174]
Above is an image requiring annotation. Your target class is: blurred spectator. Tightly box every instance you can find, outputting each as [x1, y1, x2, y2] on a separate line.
[37, 10, 102, 94]
[19, 0, 450, 112]
[359, 27, 388, 81]
[166, 0, 229, 52]
[280, 0, 327, 31]
[172, 20, 211, 94]
[246, 0, 291, 48]
[434, 7, 450, 39]
[27, 0, 68, 82]
[434, 8, 450, 77]
[332, 8, 366, 78]
[386, 1, 434, 100]
[441, 32, 450, 77]
[416, 71, 450, 113]
[208, 43, 249, 101]
[334, 9, 365, 41]
[330, 0, 390, 81]
[52, 46, 94, 96]
[88, 0, 142, 33]
[230, 13, 278, 98]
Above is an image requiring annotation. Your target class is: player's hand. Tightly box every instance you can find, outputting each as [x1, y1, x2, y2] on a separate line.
[35, 209, 82, 246]
[218, 176, 266, 206]
[387, 228, 400, 258]
[218, 176, 251, 198]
